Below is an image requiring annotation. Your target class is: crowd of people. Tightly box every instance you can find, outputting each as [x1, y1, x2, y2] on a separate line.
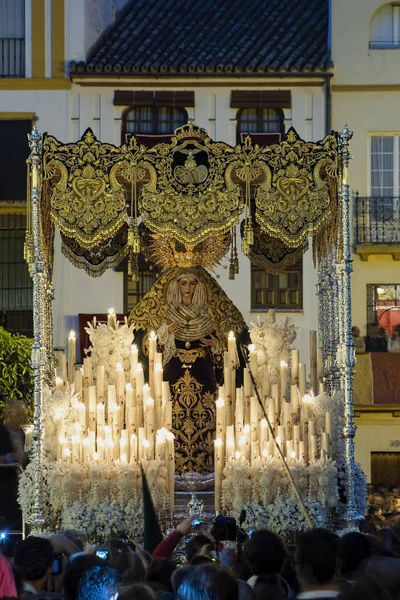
[1, 513, 400, 600]
[352, 324, 400, 353]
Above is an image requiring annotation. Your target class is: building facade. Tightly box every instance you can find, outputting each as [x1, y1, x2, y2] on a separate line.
[332, 0, 400, 484]
[0, 0, 332, 366]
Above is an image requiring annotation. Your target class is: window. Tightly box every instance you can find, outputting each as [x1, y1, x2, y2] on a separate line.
[124, 261, 158, 314]
[237, 107, 284, 143]
[251, 260, 303, 311]
[367, 284, 400, 335]
[231, 90, 289, 144]
[124, 105, 187, 138]
[0, 0, 25, 77]
[370, 4, 400, 48]
[0, 213, 33, 336]
[369, 134, 400, 222]
[0, 119, 32, 202]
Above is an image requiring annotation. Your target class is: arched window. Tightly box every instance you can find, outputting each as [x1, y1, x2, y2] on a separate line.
[370, 3, 400, 49]
[122, 105, 187, 141]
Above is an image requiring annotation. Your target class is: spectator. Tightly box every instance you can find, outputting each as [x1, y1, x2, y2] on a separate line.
[0, 554, 17, 598]
[76, 566, 119, 600]
[63, 555, 106, 600]
[351, 327, 365, 354]
[108, 541, 145, 585]
[337, 572, 391, 600]
[177, 564, 238, 600]
[119, 583, 155, 600]
[388, 328, 400, 352]
[145, 559, 175, 595]
[364, 324, 387, 352]
[253, 574, 289, 600]
[242, 530, 288, 588]
[294, 528, 339, 599]
[13, 536, 58, 600]
[0, 400, 29, 532]
[337, 532, 371, 583]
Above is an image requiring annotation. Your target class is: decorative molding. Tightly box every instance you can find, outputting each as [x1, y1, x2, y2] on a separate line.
[0, 78, 71, 90]
[355, 244, 400, 261]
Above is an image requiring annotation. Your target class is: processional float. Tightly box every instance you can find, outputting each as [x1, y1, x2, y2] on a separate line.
[22, 121, 365, 541]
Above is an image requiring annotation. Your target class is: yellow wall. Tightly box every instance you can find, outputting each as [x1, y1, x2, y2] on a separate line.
[332, 0, 400, 86]
[32, 0, 46, 78]
[355, 417, 400, 482]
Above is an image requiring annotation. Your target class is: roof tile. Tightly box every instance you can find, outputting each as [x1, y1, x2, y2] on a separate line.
[71, 0, 332, 76]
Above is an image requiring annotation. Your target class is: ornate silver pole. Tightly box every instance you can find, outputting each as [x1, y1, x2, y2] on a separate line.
[27, 126, 45, 528]
[338, 125, 363, 528]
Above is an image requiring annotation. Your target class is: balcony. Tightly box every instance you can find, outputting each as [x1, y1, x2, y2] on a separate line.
[0, 38, 25, 77]
[355, 195, 400, 260]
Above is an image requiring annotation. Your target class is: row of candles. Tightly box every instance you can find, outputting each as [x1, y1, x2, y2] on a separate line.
[214, 330, 329, 512]
[55, 315, 176, 509]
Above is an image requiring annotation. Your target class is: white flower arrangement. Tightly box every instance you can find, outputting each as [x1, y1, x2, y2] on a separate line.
[249, 315, 297, 383]
[84, 318, 135, 386]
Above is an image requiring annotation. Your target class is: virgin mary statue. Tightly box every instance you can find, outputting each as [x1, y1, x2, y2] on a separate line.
[129, 266, 248, 473]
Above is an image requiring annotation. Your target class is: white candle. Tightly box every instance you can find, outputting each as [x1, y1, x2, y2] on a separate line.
[322, 432, 330, 458]
[115, 363, 125, 405]
[55, 376, 64, 391]
[299, 363, 306, 398]
[130, 433, 137, 463]
[214, 439, 223, 514]
[97, 365, 105, 404]
[216, 397, 225, 441]
[82, 436, 90, 462]
[262, 364, 271, 397]
[166, 431, 175, 512]
[149, 331, 157, 397]
[291, 349, 299, 384]
[97, 437, 105, 460]
[226, 424, 235, 460]
[59, 353, 67, 383]
[310, 435, 318, 461]
[88, 386, 97, 432]
[325, 411, 332, 437]
[280, 361, 288, 401]
[120, 430, 128, 462]
[272, 383, 279, 422]
[310, 331, 317, 393]
[96, 403, 105, 438]
[155, 428, 166, 461]
[317, 347, 324, 382]
[136, 365, 144, 427]
[78, 402, 86, 434]
[68, 331, 76, 384]
[74, 368, 83, 400]
[154, 363, 163, 429]
[108, 307, 116, 328]
[228, 331, 237, 366]
[249, 345, 258, 384]
[130, 344, 138, 379]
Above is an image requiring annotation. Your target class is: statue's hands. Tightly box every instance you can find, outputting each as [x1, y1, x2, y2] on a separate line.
[200, 335, 218, 349]
[168, 323, 178, 334]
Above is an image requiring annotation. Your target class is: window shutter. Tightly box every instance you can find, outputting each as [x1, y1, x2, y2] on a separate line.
[230, 90, 291, 109]
[114, 90, 194, 107]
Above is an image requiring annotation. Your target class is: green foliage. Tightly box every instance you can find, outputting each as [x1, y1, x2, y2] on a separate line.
[0, 326, 33, 420]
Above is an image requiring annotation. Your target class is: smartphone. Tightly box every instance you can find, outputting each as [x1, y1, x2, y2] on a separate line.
[192, 518, 204, 528]
[51, 556, 63, 575]
[95, 549, 109, 560]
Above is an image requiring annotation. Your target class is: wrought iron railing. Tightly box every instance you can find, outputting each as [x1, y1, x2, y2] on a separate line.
[355, 195, 400, 244]
[0, 38, 25, 77]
